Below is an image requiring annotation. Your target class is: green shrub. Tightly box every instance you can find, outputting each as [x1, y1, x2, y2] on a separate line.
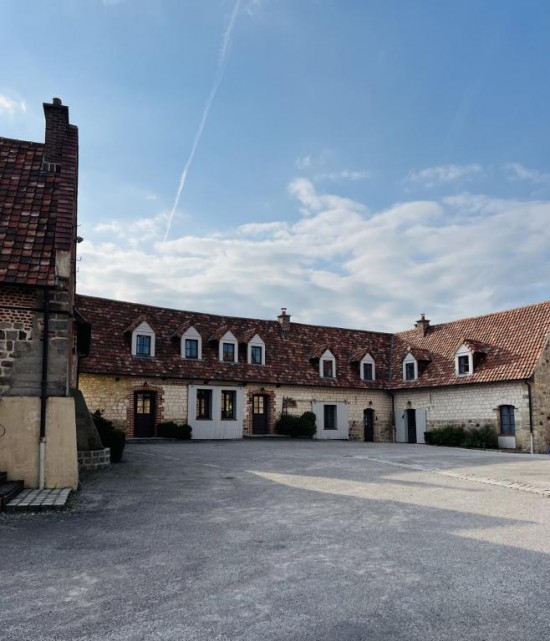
[425, 424, 498, 449]
[275, 412, 317, 438]
[157, 421, 192, 440]
[92, 410, 126, 463]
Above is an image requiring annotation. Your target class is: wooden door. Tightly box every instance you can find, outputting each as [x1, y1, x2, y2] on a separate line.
[406, 408, 417, 444]
[252, 395, 269, 434]
[134, 391, 156, 437]
[363, 408, 375, 442]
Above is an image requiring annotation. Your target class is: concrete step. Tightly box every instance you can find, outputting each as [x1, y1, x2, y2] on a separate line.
[0, 480, 24, 511]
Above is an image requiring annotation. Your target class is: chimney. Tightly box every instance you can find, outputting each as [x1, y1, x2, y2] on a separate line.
[277, 308, 291, 334]
[43, 97, 69, 169]
[415, 313, 430, 337]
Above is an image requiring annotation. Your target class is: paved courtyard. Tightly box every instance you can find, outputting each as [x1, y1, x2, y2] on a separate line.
[2, 441, 550, 641]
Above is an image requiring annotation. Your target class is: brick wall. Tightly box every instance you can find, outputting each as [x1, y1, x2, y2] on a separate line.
[393, 381, 533, 451]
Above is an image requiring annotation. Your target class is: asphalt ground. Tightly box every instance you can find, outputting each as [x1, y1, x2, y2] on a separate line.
[2, 441, 550, 641]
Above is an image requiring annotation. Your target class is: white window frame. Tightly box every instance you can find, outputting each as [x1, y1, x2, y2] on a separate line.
[219, 331, 238, 363]
[360, 353, 375, 381]
[247, 334, 265, 365]
[403, 353, 418, 381]
[131, 321, 155, 357]
[319, 349, 336, 378]
[455, 344, 473, 376]
[181, 326, 202, 360]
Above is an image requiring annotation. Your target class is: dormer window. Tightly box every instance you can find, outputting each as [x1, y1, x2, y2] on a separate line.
[319, 349, 336, 378]
[455, 343, 474, 376]
[182, 326, 202, 360]
[403, 353, 417, 381]
[131, 321, 155, 357]
[247, 334, 266, 365]
[219, 331, 238, 363]
[360, 353, 375, 381]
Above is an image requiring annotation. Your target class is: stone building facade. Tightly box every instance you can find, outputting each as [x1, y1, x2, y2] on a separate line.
[77, 294, 550, 452]
[0, 99, 84, 489]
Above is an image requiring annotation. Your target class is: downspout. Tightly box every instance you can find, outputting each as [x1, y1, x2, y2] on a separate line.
[39, 288, 50, 489]
[388, 334, 395, 443]
[526, 379, 534, 455]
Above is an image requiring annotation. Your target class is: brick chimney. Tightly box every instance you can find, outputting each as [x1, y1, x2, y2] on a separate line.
[43, 97, 69, 169]
[415, 313, 430, 337]
[277, 308, 291, 334]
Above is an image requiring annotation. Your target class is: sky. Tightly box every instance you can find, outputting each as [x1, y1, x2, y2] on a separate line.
[2, 0, 550, 331]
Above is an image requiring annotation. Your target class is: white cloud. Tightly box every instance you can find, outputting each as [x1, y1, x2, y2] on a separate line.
[405, 164, 483, 188]
[0, 94, 27, 116]
[295, 155, 312, 170]
[315, 169, 372, 182]
[77, 181, 550, 332]
[502, 163, 550, 185]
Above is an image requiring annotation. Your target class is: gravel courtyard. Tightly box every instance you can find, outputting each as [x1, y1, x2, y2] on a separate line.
[2, 441, 550, 641]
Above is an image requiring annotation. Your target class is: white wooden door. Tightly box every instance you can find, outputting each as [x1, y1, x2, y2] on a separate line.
[416, 409, 427, 444]
[395, 412, 406, 443]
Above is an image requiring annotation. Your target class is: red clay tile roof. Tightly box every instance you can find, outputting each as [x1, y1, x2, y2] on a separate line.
[77, 295, 392, 390]
[405, 346, 432, 362]
[391, 301, 550, 388]
[459, 338, 489, 354]
[0, 126, 78, 287]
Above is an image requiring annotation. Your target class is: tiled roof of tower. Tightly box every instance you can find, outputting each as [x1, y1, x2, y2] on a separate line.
[0, 125, 78, 287]
[391, 301, 550, 388]
[76, 295, 393, 390]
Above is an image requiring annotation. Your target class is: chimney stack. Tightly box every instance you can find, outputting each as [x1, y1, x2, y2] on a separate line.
[415, 313, 430, 337]
[43, 97, 69, 168]
[277, 308, 291, 334]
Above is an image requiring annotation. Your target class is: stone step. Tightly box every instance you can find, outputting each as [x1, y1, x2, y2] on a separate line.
[5, 488, 72, 512]
[0, 480, 24, 511]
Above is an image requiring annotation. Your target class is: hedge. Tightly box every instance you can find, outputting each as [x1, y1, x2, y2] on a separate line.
[425, 424, 498, 449]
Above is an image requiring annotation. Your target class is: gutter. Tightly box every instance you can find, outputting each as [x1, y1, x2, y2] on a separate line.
[525, 378, 534, 455]
[39, 289, 50, 489]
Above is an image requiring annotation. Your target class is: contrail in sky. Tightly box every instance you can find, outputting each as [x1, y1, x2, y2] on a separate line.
[163, 0, 242, 242]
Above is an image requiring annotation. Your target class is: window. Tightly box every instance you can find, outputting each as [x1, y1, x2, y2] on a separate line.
[324, 405, 337, 430]
[500, 405, 515, 435]
[221, 390, 236, 420]
[222, 342, 235, 362]
[458, 355, 469, 375]
[219, 331, 238, 362]
[322, 359, 334, 378]
[185, 338, 199, 359]
[182, 327, 202, 360]
[247, 334, 266, 365]
[196, 389, 212, 420]
[136, 334, 151, 356]
[363, 362, 373, 380]
[135, 393, 151, 414]
[251, 345, 263, 364]
[405, 362, 415, 381]
[131, 320, 155, 357]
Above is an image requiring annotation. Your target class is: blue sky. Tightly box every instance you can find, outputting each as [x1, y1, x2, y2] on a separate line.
[2, 0, 550, 330]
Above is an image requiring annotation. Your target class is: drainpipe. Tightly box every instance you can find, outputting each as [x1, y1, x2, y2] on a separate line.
[526, 379, 534, 455]
[388, 335, 395, 443]
[39, 289, 50, 489]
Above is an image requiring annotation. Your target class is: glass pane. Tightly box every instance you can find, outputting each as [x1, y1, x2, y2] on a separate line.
[253, 396, 264, 414]
[196, 389, 212, 419]
[185, 339, 198, 359]
[223, 343, 235, 362]
[221, 391, 236, 419]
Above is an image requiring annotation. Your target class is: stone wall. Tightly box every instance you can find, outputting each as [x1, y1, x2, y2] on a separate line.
[79, 373, 393, 442]
[393, 381, 533, 451]
[0, 285, 72, 397]
[532, 335, 550, 452]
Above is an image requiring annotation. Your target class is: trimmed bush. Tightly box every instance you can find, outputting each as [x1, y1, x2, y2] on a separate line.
[156, 421, 192, 440]
[275, 411, 317, 438]
[425, 424, 498, 449]
[92, 410, 126, 463]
